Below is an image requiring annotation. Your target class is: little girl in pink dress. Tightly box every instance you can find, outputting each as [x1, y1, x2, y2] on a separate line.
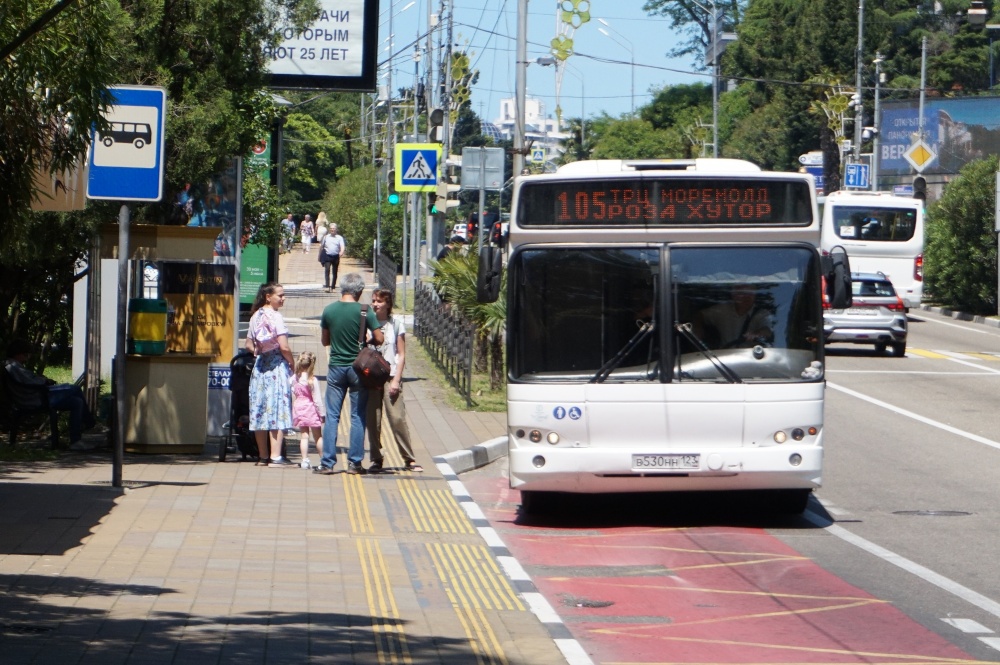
[290, 352, 325, 469]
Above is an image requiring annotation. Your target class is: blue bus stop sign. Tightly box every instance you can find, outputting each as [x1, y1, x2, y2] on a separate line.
[845, 163, 870, 189]
[87, 86, 167, 202]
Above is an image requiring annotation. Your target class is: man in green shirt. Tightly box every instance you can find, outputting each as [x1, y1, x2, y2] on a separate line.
[315, 272, 384, 474]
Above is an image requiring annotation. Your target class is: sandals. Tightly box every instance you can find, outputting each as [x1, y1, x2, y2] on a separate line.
[405, 462, 424, 472]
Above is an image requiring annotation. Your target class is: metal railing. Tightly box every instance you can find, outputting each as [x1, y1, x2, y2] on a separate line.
[375, 252, 397, 296]
[413, 282, 474, 406]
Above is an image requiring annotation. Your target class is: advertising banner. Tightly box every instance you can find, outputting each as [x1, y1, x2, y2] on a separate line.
[266, 0, 378, 91]
[162, 263, 236, 362]
[879, 97, 1000, 177]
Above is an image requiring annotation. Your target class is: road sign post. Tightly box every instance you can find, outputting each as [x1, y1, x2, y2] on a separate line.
[87, 86, 167, 202]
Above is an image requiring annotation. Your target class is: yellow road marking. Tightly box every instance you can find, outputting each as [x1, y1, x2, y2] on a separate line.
[907, 348, 950, 359]
[399, 479, 474, 534]
[345, 473, 374, 534]
[358, 538, 411, 664]
[427, 542, 524, 612]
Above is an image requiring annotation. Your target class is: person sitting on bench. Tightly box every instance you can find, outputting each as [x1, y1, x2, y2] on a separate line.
[4, 339, 99, 450]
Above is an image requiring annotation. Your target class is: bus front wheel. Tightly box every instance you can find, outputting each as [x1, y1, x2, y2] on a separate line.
[764, 489, 811, 515]
[520, 490, 557, 515]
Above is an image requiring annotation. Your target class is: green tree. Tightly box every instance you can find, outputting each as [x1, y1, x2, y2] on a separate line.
[0, 0, 129, 350]
[642, 0, 746, 63]
[282, 112, 344, 209]
[589, 118, 684, 160]
[924, 156, 998, 314]
[324, 164, 405, 266]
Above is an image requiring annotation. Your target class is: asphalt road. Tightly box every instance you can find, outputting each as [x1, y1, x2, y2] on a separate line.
[461, 308, 1000, 663]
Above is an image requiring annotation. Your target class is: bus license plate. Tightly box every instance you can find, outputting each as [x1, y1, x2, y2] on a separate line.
[632, 454, 700, 470]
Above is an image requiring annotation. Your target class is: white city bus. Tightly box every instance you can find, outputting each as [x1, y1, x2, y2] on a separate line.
[820, 190, 924, 309]
[477, 158, 850, 514]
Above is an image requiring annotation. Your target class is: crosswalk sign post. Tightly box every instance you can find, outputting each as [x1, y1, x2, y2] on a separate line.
[395, 143, 440, 192]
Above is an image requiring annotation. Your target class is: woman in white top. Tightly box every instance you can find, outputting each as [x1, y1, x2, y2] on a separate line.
[299, 214, 315, 253]
[365, 288, 422, 472]
[315, 211, 329, 244]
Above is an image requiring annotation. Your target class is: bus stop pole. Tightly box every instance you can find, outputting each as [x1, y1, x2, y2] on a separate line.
[113, 204, 129, 488]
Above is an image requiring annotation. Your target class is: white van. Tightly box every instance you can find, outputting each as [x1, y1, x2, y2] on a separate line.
[820, 190, 924, 309]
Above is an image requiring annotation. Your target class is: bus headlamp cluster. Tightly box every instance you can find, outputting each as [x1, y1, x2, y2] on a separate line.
[772, 426, 818, 444]
[521, 429, 560, 445]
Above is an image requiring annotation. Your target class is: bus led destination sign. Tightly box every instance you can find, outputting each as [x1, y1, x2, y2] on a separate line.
[519, 178, 812, 226]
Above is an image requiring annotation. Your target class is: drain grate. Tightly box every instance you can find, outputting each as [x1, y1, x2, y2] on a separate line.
[559, 593, 615, 609]
[892, 510, 971, 517]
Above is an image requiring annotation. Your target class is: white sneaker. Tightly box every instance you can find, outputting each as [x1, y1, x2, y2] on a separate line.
[300, 460, 311, 469]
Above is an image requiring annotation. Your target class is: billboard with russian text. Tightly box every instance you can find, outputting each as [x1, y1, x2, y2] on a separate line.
[879, 97, 1000, 177]
[266, 0, 377, 91]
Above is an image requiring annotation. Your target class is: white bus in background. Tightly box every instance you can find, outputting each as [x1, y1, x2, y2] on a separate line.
[476, 159, 852, 515]
[820, 190, 924, 309]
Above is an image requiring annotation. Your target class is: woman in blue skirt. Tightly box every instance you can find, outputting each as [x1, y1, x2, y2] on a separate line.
[246, 282, 295, 466]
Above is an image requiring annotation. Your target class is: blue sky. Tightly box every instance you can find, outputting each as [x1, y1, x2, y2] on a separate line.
[378, 1, 709, 125]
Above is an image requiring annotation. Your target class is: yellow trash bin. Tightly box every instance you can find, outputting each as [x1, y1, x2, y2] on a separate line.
[128, 298, 168, 355]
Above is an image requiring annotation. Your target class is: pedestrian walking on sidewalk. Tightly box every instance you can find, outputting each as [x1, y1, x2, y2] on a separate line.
[315, 273, 384, 475]
[246, 282, 295, 467]
[366, 289, 422, 473]
[300, 214, 315, 253]
[291, 351, 325, 469]
[319, 223, 345, 291]
[315, 211, 329, 245]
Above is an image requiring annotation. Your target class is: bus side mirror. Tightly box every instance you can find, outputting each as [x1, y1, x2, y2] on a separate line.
[823, 245, 852, 309]
[476, 245, 503, 303]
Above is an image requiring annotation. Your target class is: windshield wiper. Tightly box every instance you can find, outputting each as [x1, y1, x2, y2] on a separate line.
[674, 322, 742, 384]
[589, 320, 655, 384]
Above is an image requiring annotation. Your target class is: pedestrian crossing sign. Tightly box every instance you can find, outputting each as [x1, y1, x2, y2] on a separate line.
[395, 143, 440, 192]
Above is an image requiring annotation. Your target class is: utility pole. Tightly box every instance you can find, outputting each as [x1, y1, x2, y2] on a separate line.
[711, 0, 718, 158]
[513, 0, 528, 177]
[852, 0, 865, 165]
[871, 52, 883, 191]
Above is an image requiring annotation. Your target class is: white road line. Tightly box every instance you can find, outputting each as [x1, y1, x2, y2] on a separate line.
[910, 314, 995, 335]
[934, 350, 1000, 375]
[827, 382, 1000, 452]
[980, 636, 1000, 651]
[804, 511, 1000, 619]
[941, 617, 992, 634]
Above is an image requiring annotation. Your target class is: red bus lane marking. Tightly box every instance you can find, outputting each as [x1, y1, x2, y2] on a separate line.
[462, 476, 981, 664]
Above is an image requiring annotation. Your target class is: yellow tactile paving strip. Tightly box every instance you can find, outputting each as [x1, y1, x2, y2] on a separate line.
[327, 402, 524, 664]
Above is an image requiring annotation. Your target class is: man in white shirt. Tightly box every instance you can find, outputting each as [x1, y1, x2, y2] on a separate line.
[320, 223, 346, 291]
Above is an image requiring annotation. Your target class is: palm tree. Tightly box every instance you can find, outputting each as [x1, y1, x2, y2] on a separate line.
[430, 246, 507, 390]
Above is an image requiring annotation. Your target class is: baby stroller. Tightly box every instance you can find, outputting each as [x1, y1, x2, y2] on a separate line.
[219, 349, 258, 462]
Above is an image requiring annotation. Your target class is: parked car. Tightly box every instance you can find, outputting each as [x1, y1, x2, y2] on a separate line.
[823, 272, 907, 356]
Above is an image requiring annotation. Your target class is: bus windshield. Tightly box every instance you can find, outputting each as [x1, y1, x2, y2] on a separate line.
[831, 205, 917, 242]
[509, 245, 823, 383]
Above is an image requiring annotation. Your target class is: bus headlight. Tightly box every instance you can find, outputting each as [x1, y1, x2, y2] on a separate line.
[791, 428, 805, 441]
[529, 430, 542, 443]
[773, 431, 788, 444]
[547, 432, 560, 445]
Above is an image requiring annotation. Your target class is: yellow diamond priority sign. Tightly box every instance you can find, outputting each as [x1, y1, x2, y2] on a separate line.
[903, 140, 937, 173]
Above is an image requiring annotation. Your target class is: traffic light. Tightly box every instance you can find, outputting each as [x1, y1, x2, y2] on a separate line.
[428, 108, 444, 143]
[387, 169, 399, 205]
[913, 176, 926, 203]
[428, 192, 438, 214]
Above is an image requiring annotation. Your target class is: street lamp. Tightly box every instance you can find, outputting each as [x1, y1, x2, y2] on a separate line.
[536, 57, 586, 156]
[689, 0, 723, 158]
[596, 19, 634, 118]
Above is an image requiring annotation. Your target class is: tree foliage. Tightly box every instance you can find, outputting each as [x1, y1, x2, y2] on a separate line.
[323, 164, 405, 266]
[924, 156, 998, 314]
[0, 0, 128, 254]
[590, 118, 685, 160]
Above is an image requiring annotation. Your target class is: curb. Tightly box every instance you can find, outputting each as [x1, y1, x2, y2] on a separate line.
[918, 304, 1000, 329]
[435, 435, 507, 475]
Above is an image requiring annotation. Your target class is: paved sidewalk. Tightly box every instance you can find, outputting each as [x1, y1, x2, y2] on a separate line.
[0, 246, 570, 664]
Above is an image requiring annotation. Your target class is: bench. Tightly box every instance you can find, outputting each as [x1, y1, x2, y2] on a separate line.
[0, 365, 60, 448]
